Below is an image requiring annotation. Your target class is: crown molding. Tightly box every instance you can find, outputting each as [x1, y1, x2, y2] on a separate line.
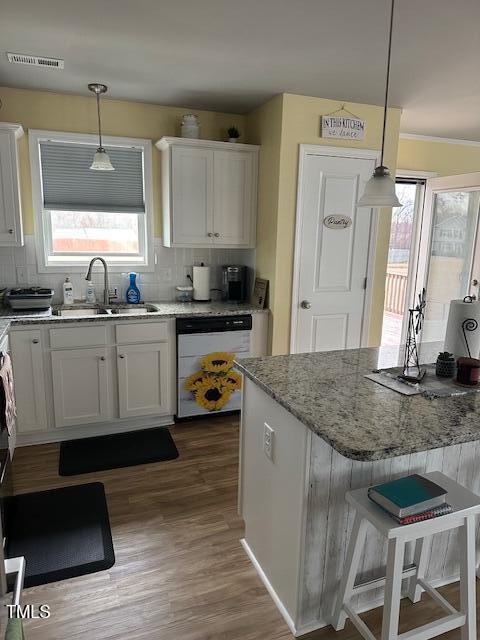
[400, 132, 480, 148]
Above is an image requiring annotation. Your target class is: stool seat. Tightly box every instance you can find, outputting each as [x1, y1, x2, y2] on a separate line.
[347, 470, 480, 540]
[332, 471, 480, 640]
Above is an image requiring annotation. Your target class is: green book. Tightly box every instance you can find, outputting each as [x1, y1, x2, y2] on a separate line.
[368, 474, 447, 518]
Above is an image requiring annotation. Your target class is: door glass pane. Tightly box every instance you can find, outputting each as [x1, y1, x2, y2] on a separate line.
[422, 191, 480, 342]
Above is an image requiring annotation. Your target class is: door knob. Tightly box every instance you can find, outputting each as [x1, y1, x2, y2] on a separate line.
[214, 232, 220, 237]
[207, 232, 214, 237]
[99, 356, 106, 361]
[300, 300, 311, 309]
[32, 338, 39, 344]
[119, 354, 125, 359]
[472, 278, 479, 286]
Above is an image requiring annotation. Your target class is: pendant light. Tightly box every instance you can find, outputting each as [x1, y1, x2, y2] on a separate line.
[357, 0, 401, 208]
[88, 83, 115, 171]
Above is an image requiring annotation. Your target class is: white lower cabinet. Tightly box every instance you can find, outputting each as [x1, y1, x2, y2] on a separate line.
[117, 342, 170, 418]
[10, 330, 48, 433]
[51, 347, 110, 428]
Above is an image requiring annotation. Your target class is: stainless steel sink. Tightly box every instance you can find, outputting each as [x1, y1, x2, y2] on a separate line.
[52, 306, 109, 317]
[52, 304, 159, 317]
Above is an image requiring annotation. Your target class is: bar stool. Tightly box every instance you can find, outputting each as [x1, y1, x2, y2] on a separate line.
[332, 471, 480, 640]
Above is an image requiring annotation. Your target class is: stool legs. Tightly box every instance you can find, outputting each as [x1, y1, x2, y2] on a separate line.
[332, 513, 368, 631]
[381, 537, 405, 640]
[459, 515, 476, 640]
[407, 536, 429, 604]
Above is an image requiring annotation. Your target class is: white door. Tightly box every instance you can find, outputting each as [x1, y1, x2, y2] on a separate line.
[292, 148, 376, 353]
[172, 146, 214, 245]
[213, 150, 255, 246]
[10, 330, 48, 433]
[417, 172, 480, 343]
[51, 347, 110, 428]
[117, 342, 171, 418]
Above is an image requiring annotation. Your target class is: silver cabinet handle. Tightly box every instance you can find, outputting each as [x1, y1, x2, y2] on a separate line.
[300, 300, 311, 309]
[214, 232, 220, 237]
[207, 232, 214, 237]
[119, 354, 125, 359]
[99, 356, 106, 361]
[32, 338, 39, 344]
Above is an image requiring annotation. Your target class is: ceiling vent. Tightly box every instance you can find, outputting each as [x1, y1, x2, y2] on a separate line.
[6, 52, 64, 69]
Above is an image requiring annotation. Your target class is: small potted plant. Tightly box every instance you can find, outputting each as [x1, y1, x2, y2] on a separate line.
[227, 126, 240, 143]
[435, 351, 456, 378]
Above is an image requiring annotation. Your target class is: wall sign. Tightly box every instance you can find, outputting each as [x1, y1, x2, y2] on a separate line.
[323, 215, 352, 229]
[321, 115, 366, 140]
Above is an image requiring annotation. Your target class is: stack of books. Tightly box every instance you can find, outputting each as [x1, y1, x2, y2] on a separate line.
[368, 474, 452, 525]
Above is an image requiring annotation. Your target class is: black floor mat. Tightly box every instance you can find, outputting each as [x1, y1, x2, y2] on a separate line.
[5, 483, 114, 587]
[59, 427, 179, 476]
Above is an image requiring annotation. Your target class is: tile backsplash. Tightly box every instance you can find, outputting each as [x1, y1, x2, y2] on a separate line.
[0, 236, 256, 303]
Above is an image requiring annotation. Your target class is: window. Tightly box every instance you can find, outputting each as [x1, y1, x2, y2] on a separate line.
[29, 130, 153, 272]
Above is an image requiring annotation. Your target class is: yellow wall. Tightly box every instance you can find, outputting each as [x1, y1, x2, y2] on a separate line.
[254, 93, 401, 354]
[246, 95, 283, 353]
[0, 86, 247, 236]
[397, 136, 480, 177]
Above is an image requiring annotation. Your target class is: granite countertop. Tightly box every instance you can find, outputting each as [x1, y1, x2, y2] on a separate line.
[0, 301, 267, 341]
[235, 343, 480, 462]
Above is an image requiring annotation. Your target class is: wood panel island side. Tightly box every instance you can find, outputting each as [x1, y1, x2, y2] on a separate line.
[235, 344, 480, 637]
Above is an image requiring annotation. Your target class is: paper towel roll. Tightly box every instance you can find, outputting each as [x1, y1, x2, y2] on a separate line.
[444, 298, 480, 358]
[192, 265, 211, 301]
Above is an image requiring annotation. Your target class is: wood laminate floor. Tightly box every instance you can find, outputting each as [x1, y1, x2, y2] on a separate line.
[11, 416, 479, 639]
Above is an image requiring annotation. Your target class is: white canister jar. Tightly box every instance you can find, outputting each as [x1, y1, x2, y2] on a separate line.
[181, 114, 200, 139]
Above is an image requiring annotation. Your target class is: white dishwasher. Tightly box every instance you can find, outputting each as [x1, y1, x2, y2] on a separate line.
[176, 315, 252, 418]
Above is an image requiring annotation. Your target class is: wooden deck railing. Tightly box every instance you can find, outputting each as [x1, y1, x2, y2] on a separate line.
[384, 271, 408, 315]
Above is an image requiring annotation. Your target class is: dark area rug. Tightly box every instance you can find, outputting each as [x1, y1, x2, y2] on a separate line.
[5, 482, 114, 587]
[59, 427, 179, 476]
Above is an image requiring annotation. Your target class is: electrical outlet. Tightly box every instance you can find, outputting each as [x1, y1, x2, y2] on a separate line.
[263, 423, 274, 460]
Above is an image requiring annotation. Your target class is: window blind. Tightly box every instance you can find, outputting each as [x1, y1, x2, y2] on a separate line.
[39, 141, 145, 213]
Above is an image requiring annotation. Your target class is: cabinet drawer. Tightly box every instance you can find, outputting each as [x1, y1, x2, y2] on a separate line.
[115, 321, 169, 344]
[50, 325, 107, 348]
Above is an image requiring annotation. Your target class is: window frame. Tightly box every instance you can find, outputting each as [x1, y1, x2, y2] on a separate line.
[29, 129, 155, 273]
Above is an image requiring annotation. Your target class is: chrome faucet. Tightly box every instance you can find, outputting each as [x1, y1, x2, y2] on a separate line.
[85, 257, 110, 305]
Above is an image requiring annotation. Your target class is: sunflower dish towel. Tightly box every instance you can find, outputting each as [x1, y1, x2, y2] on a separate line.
[185, 351, 242, 411]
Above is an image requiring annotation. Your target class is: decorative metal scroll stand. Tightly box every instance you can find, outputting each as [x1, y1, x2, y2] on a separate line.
[462, 318, 478, 358]
[400, 288, 426, 382]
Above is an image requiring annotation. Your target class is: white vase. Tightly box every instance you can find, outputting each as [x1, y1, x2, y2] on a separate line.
[228, 137, 238, 143]
[181, 114, 200, 139]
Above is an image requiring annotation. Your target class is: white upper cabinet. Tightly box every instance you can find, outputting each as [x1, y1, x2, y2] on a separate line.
[0, 123, 24, 246]
[157, 137, 258, 248]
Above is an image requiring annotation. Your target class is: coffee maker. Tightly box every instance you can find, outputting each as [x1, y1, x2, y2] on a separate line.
[221, 266, 248, 302]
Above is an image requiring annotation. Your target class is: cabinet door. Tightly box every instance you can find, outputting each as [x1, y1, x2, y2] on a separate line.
[0, 129, 23, 246]
[213, 150, 255, 247]
[171, 146, 214, 246]
[51, 347, 110, 428]
[117, 342, 171, 418]
[10, 330, 48, 433]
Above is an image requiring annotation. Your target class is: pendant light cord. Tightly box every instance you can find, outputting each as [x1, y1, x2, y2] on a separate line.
[96, 91, 103, 149]
[380, 0, 395, 167]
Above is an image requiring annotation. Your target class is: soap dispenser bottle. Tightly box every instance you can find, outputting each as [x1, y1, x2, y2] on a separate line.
[63, 277, 74, 305]
[126, 272, 141, 304]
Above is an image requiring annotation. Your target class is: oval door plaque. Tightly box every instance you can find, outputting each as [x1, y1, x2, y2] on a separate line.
[323, 215, 352, 229]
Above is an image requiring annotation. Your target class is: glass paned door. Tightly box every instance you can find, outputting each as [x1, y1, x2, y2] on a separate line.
[418, 175, 480, 343]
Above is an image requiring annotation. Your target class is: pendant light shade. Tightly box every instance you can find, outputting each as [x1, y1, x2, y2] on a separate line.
[357, 166, 401, 208]
[90, 148, 115, 171]
[357, 0, 402, 208]
[88, 83, 114, 171]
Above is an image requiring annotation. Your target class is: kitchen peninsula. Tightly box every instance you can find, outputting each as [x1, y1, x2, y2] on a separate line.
[236, 344, 480, 637]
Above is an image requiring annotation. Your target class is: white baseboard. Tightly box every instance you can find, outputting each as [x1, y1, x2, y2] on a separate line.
[240, 538, 299, 636]
[15, 414, 175, 446]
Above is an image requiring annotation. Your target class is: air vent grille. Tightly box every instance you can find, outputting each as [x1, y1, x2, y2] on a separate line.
[7, 52, 64, 69]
